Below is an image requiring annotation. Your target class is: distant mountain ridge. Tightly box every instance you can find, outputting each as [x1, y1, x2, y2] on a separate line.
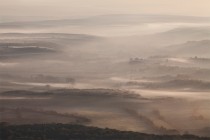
[0, 14, 210, 28]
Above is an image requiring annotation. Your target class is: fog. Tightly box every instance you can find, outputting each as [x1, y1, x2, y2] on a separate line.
[0, 14, 210, 137]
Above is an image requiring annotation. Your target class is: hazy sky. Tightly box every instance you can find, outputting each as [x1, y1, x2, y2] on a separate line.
[0, 0, 210, 17]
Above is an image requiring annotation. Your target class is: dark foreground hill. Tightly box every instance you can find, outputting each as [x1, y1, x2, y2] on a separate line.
[0, 123, 209, 140]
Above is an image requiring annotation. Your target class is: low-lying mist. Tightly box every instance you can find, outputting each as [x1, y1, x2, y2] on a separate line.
[0, 89, 210, 137]
[0, 14, 210, 137]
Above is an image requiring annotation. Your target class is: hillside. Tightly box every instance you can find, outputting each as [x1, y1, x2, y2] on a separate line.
[1, 123, 209, 140]
[165, 40, 210, 57]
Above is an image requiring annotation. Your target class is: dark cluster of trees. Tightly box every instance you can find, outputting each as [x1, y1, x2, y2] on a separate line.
[1, 123, 209, 140]
[30, 74, 76, 84]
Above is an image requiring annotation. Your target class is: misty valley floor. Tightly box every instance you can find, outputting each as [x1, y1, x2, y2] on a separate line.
[0, 89, 210, 138]
[1, 14, 210, 139]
